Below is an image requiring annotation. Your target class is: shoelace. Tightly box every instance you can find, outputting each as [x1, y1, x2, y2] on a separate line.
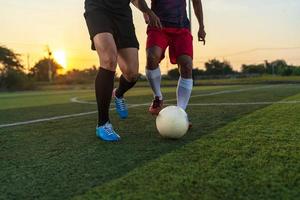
[103, 123, 114, 135]
[116, 98, 127, 111]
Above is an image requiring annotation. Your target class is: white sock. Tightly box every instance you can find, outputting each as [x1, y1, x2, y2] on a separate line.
[177, 77, 193, 110]
[146, 68, 163, 100]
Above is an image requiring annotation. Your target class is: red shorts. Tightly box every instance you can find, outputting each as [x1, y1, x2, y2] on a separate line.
[146, 27, 193, 64]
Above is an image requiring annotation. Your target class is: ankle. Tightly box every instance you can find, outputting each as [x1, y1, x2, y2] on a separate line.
[98, 120, 109, 127]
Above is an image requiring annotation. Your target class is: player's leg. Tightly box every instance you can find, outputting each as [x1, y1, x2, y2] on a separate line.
[168, 28, 194, 129]
[146, 46, 163, 100]
[117, 48, 139, 92]
[84, 9, 120, 141]
[93, 33, 120, 141]
[112, 14, 140, 119]
[146, 28, 168, 115]
[168, 28, 194, 111]
[176, 55, 193, 110]
[112, 48, 139, 118]
[146, 46, 164, 115]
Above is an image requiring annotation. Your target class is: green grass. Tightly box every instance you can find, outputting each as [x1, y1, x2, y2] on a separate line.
[75, 92, 300, 200]
[0, 90, 93, 110]
[194, 75, 300, 85]
[1, 84, 300, 199]
[0, 85, 252, 124]
[35, 75, 300, 91]
[0, 85, 244, 110]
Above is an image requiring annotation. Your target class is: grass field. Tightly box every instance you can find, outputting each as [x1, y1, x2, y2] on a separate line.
[36, 75, 300, 91]
[1, 84, 300, 199]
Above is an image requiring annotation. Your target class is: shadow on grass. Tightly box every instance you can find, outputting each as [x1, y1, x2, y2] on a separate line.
[1, 84, 300, 199]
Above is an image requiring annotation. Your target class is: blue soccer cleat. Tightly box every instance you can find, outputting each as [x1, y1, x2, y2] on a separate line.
[96, 122, 120, 142]
[113, 88, 128, 119]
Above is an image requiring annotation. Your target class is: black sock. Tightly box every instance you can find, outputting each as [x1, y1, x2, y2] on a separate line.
[115, 75, 137, 98]
[95, 67, 115, 126]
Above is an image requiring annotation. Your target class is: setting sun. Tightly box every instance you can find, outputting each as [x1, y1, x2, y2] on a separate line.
[53, 50, 67, 69]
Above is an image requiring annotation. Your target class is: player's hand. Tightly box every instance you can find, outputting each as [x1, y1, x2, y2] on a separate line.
[198, 27, 206, 45]
[145, 10, 162, 29]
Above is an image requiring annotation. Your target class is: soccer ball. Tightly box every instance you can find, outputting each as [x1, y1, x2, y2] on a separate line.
[156, 106, 189, 139]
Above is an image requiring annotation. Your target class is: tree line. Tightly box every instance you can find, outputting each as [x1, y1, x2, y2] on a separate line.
[1, 45, 300, 90]
[167, 59, 300, 79]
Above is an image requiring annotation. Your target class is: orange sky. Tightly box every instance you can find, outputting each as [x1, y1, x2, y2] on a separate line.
[1, 0, 300, 74]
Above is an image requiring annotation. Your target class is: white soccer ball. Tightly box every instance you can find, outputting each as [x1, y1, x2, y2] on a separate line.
[156, 106, 189, 139]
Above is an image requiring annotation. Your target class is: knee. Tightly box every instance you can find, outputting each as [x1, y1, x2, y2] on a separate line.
[178, 58, 193, 78]
[180, 66, 193, 78]
[146, 51, 160, 70]
[119, 59, 139, 82]
[95, 46, 117, 70]
[101, 53, 117, 70]
[123, 70, 139, 82]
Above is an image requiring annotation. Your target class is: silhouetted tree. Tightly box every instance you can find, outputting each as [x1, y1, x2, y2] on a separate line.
[30, 58, 62, 81]
[292, 67, 300, 76]
[0, 45, 23, 73]
[0, 46, 34, 90]
[167, 68, 180, 79]
[242, 64, 266, 74]
[55, 66, 99, 84]
[264, 60, 300, 76]
[193, 68, 205, 76]
[204, 59, 234, 75]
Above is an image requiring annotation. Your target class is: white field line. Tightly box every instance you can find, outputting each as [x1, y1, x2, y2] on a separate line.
[0, 111, 97, 129]
[71, 98, 300, 107]
[174, 101, 300, 106]
[70, 85, 275, 105]
[0, 85, 279, 129]
[70, 97, 96, 105]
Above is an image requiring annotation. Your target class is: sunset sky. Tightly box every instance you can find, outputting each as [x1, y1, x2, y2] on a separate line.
[1, 0, 300, 74]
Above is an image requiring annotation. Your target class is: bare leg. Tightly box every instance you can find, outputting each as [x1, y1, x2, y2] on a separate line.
[114, 48, 139, 98]
[93, 33, 117, 126]
[176, 55, 193, 110]
[118, 48, 139, 82]
[145, 46, 164, 99]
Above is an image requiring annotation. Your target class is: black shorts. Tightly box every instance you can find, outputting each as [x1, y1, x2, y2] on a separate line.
[84, 9, 139, 50]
